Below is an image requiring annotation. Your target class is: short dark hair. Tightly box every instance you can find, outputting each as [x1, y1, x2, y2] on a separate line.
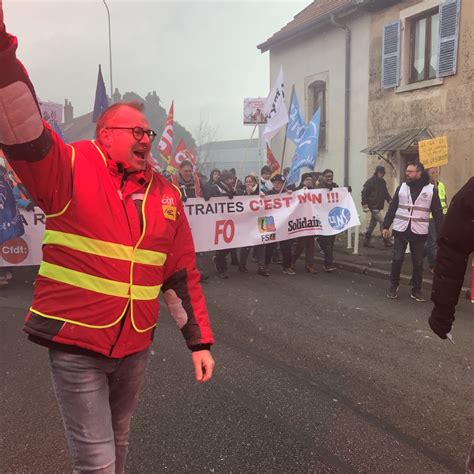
[179, 160, 194, 169]
[261, 165, 272, 174]
[406, 161, 425, 172]
[322, 168, 334, 176]
[95, 101, 145, 138]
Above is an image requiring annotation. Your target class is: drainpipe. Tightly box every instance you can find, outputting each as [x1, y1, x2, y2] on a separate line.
[330, 14, 351, 187]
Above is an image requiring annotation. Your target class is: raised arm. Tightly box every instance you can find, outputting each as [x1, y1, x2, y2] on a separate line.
[0, 6, 73, 215]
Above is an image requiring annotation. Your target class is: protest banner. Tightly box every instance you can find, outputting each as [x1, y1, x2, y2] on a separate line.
[1, 189, 360, 265]
[185, 188, 360, 252]
[418, 136, 448, 169]
[0, 208, 45, 267]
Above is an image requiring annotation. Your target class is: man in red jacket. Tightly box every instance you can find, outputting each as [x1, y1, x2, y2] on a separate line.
[0, 5, 214, 473]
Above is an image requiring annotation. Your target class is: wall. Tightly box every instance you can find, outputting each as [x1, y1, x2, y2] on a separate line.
[368, 0, 474, 197]
[267, 12, 371, 210]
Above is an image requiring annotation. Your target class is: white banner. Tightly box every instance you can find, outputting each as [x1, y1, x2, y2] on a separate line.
[0, 208, 45, 267]
[0, 189, 359, 265]
[186, 188, 360, 252]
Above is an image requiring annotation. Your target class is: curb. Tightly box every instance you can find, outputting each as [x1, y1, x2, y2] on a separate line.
[313, 256, 470, 292]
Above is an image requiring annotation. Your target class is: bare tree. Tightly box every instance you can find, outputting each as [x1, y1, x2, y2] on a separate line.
[194, 111, 219, 174]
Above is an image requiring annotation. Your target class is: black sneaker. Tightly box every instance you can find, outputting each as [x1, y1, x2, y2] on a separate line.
[257, 266, 270, 277]
[238, 265, 248, 273]
[410, 290, 426, 302]
[218, 271, 229, 279]
[386, 285, 399, 299]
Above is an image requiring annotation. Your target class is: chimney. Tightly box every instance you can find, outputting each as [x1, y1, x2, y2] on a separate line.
[64, 99, 74, 124]
[112, 88, 122, 104]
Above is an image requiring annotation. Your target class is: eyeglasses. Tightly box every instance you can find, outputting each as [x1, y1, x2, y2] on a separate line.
[105, 127, 157, 143]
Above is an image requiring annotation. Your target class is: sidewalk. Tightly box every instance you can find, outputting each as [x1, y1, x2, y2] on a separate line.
[313, 233, 472, 293]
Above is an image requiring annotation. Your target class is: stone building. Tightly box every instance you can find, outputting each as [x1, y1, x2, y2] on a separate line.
[364, 0, 473, 196]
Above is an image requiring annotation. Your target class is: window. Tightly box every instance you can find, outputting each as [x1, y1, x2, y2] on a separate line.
[410, 10, 439, 83]
[308, 80, 326, 149]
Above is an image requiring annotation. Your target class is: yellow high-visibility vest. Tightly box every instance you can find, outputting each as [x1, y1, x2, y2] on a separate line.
[430, 180, 448, 219]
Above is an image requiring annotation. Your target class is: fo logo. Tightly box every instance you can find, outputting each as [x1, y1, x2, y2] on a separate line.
[257, 216, 276, 234]
[1, 237, 29, 264]
[328, 207, 351, 231]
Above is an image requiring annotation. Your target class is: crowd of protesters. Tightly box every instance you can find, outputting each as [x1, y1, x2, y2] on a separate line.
[167, 160, 343, 280]
[165, 160, 461, 306]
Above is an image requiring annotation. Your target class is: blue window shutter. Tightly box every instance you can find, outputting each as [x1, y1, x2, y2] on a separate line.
[437, 0, 461, 77]
[381, 20, 401, 89]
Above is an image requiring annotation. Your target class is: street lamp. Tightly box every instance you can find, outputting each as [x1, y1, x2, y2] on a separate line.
[102, 0, 113, 100]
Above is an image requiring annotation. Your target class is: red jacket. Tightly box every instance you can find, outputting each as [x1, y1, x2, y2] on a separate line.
[0, 30, 213, 357]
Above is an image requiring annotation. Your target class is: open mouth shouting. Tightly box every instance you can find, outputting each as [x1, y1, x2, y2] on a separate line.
[132, 146, 150, 168]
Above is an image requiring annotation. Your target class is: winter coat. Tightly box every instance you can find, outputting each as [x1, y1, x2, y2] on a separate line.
[361, 174, 391, 210]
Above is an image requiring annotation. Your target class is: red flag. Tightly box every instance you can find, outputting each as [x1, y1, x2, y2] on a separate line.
[157, 101, 174, 163]
[266, 144, 280, 174]
[170, 139, 196, 171]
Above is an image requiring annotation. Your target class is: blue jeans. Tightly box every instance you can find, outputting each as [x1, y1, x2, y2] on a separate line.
[49, 348, 150, 473]
[365, 209, 385, 237]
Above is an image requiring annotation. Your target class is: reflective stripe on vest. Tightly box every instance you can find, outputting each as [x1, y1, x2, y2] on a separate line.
[393, 183, 433, 234]
[43, 229, 167, 266]
[39, 261, 162, 301]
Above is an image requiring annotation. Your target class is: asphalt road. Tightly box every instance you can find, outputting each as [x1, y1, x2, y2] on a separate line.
[1, 262, 472, 473]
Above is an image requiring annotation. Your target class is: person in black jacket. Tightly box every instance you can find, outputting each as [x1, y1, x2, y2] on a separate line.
[239, 174, 271, 276]
[316, 169, 339, 272]
[429, 177, 473, 339]
[211, 170, 236, 278]
[361, 165, 392, 248]
[266, 174, 295, 275]
[383, 162, 443, 301]
[292, 173, 318, 273]
[202, 168, 220, 201]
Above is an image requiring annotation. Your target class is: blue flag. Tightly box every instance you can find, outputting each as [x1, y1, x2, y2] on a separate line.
[287, 93, 305, 145]
[286, 108, 321, 186]
[92, 64, 108, 123]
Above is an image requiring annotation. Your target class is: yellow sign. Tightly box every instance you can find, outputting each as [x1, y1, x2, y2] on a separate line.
[418, 136, 448, 169]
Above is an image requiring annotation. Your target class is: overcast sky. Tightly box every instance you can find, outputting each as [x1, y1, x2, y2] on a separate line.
[5, 0, 307, 141]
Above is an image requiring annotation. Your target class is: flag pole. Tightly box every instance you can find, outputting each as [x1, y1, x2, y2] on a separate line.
[279, 84, 295, 173]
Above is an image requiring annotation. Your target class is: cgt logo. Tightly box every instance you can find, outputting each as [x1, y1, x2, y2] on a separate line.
[1, 237, 29, 264]
[328, 207, 351, 231]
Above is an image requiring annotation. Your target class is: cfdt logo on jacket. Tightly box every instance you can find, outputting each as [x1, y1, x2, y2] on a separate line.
[328, 207, 351, 231]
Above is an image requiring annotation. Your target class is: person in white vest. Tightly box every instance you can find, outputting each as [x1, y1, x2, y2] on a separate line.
[382, 162, 443, 301]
